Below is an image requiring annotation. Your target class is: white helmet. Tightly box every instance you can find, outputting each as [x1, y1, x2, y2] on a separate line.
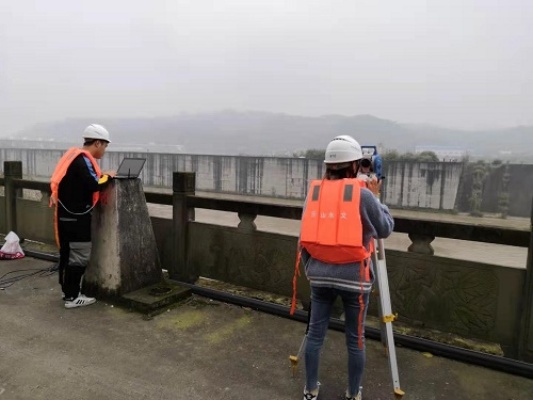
[324, 135, 362, 164]
[83, 124, 111, 143]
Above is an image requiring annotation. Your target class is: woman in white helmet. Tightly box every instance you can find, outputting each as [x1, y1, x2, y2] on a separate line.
[323, 135, 367, 179]
[299, 135, 394, 400]
[49, 124, 116, 309]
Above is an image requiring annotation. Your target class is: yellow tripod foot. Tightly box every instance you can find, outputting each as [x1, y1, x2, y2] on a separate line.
[394, 388, 405, 399]
[289, 355, 299, 377]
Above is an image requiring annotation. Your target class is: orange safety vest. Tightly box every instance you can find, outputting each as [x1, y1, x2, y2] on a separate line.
[290, 178, 372, 314]
[300, 178, 371, 264]
[49, 147, 102, 247]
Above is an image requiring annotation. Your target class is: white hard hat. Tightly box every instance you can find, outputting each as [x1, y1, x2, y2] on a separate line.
[324, 135, 362, 164]
[83, 124, 111, 143]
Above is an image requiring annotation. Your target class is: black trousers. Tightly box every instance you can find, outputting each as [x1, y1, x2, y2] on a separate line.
[58, 214, 92, 299]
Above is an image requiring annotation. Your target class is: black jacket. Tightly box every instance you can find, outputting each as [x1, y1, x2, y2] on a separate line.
[57, 154, 109, 218]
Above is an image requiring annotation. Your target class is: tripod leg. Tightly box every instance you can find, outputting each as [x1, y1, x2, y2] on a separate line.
[374, 238, 405, 399]
[371, 249, 388, 350]
[289, 297, 312, 377]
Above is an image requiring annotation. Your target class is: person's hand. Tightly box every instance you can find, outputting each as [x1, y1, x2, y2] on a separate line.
[50, 196, 58, 206]
[366, 176, 382, 197]
[103, 170, 117, 178]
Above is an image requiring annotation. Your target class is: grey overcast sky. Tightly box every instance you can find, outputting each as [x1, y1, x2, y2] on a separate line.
[1, 0, 532, 134]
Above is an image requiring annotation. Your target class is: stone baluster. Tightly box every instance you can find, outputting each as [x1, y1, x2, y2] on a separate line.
[237, 212, 257, 233]
[407, 233, 435, 255]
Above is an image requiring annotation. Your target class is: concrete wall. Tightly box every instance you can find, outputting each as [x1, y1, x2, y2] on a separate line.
[383, 250, 525, 352]
[185, 219, 524, 353]
[188, 222, 297, 297]
[0, 197, 5, 233]
[1, 148, 531, 215]
[0, 149, 462, 209]
[455, 163, 533, 217]
[0, 183, 53, 242]
[0, 188, 529, 356]
[0, 148, 63, 179]
[0, 193, 55, 243]
[382, 161, 463, 210]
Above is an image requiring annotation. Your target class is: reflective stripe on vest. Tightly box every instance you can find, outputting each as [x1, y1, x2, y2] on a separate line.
[300, 178, 370, 264]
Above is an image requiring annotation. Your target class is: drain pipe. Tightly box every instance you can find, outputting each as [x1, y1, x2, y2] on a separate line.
[176, 282, 533, 380]
[24, 249, 61, 262]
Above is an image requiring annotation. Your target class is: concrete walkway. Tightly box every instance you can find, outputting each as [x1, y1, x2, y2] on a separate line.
[1, 257, 532, 400]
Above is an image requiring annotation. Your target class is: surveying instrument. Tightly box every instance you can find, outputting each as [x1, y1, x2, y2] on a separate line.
[290, 145, 404, 399]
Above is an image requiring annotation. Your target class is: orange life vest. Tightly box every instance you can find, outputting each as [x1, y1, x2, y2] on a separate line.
[290, 178, 372, 314]
[300, 178, 371, 264]
[50, 148, 101, 207]
[49, 147, 102, 247]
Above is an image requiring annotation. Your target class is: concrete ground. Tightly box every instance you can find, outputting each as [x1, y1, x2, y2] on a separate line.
[1, 257, 532, 400]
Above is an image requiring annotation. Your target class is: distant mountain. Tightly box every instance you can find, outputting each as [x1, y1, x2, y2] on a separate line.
[3, 111, 532, 159]
[403, 123, 531, 156]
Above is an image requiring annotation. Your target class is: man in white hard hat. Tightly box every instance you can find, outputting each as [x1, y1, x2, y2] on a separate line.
[49, 124, 116, 309]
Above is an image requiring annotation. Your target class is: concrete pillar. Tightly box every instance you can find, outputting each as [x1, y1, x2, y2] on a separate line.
[170, 171, 196, 283]
[4, 161, 22, 234]
[84, 178, 162, 297]
[518, 197, 533, 361]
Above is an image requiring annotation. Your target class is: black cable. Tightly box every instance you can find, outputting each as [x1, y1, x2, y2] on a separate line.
[0, 263, 58, 289]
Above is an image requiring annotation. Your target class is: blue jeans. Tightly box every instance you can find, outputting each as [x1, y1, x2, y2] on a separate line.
[305, 286, 369, 396]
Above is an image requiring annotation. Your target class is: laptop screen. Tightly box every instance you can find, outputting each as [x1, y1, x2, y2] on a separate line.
[115, 158, 146, 179]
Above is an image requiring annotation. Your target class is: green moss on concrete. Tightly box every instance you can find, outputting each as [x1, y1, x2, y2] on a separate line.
[157, 310, 206, 330]
[205, 315, 253, 344]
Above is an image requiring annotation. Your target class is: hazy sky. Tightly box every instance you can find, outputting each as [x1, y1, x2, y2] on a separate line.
[1, 0, 532, 134]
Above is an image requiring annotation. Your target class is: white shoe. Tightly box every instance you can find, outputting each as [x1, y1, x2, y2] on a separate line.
[303, 390, 318, 400]
[345, 386, 362, 400]
[303, 382, 320, 400]
[64, 294, 96, 309]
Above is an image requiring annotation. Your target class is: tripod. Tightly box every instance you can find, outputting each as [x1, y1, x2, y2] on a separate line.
[372, 237, 405, 399]
[290, 239, 405, 399]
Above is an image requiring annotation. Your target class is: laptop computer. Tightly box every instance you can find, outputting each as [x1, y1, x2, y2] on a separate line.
[114, 158, 146, 179]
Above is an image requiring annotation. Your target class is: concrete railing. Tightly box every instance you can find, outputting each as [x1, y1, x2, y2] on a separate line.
[4, 147, 533, 217]
[1, 161, 533, 363]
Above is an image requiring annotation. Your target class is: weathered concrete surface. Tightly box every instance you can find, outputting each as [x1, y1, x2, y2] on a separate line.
[7, 149, 533, 215]
[147, 196, 529, 269]
[85, 179, 162, 297]
[1, 257, 532, 400]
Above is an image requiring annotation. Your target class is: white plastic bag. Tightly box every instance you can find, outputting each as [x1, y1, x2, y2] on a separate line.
[0, 231, 25, 260]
